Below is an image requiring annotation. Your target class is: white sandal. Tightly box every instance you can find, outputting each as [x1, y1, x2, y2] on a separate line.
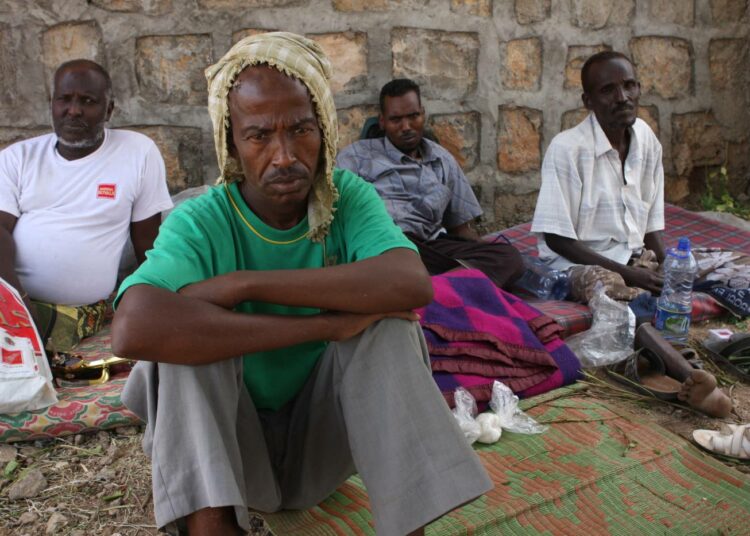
[693, 424, 750, 460]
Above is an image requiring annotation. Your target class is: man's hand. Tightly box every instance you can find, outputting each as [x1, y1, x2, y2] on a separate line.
[621, 265, 663, 295]
[545, 232, 664, 295]
[447, 222, 480, 241]
[324, 310, 419, 342]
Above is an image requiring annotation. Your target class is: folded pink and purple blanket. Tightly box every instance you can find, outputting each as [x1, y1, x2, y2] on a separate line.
[416, 269, 581, 409]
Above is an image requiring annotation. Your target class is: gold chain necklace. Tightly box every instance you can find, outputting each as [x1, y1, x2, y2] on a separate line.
[224, 183, 309, 245]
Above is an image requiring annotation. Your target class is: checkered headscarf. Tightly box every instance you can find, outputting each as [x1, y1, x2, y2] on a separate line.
[205, 31, 339, 242]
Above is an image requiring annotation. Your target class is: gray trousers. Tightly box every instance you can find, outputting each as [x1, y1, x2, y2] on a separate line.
[122, 319, 493, 535]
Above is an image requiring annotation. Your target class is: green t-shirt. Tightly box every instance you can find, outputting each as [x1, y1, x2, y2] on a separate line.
[116, 169, 417, 410]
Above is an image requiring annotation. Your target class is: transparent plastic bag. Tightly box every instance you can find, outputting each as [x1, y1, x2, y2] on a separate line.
[565, 284, 635, 368]
[489, 381, 548, 435]
[452, 387, 480, 444]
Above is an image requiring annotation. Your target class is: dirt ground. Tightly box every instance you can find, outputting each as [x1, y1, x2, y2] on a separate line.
[0, 319, 748, 536]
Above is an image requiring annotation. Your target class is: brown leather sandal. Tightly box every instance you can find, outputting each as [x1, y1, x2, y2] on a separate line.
[633, 324, 695, 382]
[606, 348, 682, 400]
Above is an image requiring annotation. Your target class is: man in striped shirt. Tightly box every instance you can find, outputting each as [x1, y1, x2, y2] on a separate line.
[531, 51, 665, 297]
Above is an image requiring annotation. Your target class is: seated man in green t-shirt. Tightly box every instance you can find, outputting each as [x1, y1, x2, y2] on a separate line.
[112, 33, 492, 536]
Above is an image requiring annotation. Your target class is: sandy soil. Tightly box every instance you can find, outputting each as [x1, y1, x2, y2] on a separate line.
[0, 318, 748, 536]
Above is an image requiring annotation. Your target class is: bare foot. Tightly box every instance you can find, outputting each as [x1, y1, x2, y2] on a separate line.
[678, 370, 733, 418]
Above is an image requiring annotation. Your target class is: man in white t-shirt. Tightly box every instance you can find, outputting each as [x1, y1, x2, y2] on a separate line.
[531, 51, 665, 296]
[0, 59, 173, 322]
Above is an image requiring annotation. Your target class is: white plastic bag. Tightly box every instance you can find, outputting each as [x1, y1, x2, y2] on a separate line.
[452, 387, 480, 444]
[489, 381, 548, 435]
[565, 284, 636, 368]
[453, 382, 548, 445]
[0, 278, 57, 413]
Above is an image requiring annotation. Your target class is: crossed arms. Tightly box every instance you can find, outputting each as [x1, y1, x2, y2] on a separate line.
[544, 230, 665, 294]
[111, 248, 433, 365]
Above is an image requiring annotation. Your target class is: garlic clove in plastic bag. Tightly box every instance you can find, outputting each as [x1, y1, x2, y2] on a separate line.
[476, 412, 503, 444]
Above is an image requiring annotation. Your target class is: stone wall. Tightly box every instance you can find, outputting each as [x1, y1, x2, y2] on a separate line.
[1, 0, 748, 230]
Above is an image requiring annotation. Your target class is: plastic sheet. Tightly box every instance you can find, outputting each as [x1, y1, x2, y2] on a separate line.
[489, 380, 548, 435]
[452, 381, 548, 444]
[452, 387, 480, 444]
[566, 284, 636, 368]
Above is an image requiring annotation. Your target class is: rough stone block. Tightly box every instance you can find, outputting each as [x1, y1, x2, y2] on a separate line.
[515, 0, 550, 24]
[727, 140, 750, 195]
[198, 0, 304, 7]
[135, 34, 213, 105]
[129, 126, 204, 193]
[308, 32, 368, 95]
[336, 105, 379, 150]
[503, 37, 542, 91]
[672, 111, 726, 173]
[42, 21, 105, 89]
[570, 0, 634, 29]
[89, 0, 172, 14]
[492, 192, 538, 229]
[637, 105, 660, 138]
[560, 108, 589, 131]
[665, 174, 690, 202]
[392, 28, 479, 100]
[497, 106, 542, 174]
[648, 0, 694, 25]
[428, 112, 480, 171]
[450, 0, 492, 17]
[564, 44, 611, 90]
[709, 38, 748, 91]
[0, 25, 16, 104]
[0, 127, 49, 151]
[333, 0, 388, 10]
[710, 0, 748, 22]
[630, 36, 692, 99]
[232, 28, 277, 43]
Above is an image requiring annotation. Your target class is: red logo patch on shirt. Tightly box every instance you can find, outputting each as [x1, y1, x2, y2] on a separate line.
[1, 349, 23, 366]
[97, 183, 116, 200]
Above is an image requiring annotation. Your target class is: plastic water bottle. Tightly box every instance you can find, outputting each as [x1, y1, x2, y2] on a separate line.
[655, 237, 697, 343]
[515, 255, 570, 300]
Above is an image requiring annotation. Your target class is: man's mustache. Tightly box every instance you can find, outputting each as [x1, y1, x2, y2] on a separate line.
[61, 120, 89, 128]
[264, 165, 310, 183]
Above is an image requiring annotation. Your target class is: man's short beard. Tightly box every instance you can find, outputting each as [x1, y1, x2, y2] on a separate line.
[56, 129, 105, 150]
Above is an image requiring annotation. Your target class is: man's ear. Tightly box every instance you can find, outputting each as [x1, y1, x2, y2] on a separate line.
[581, 92, 591, 110]
[378, 113, 385, 130]
[105, 99, 115, 121]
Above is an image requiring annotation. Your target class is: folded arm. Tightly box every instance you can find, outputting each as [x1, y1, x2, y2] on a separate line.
[111, 247, 433, 364]
[544, 232, 663, 294]
[177, 247, 432, 312]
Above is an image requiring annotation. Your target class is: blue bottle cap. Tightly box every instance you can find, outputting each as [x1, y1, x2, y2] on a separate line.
[677, 237, 690, 252]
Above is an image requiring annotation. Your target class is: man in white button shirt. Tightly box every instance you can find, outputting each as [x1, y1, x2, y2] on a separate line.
[0, 59, 173, 338]
[531, 51, 665, 296]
